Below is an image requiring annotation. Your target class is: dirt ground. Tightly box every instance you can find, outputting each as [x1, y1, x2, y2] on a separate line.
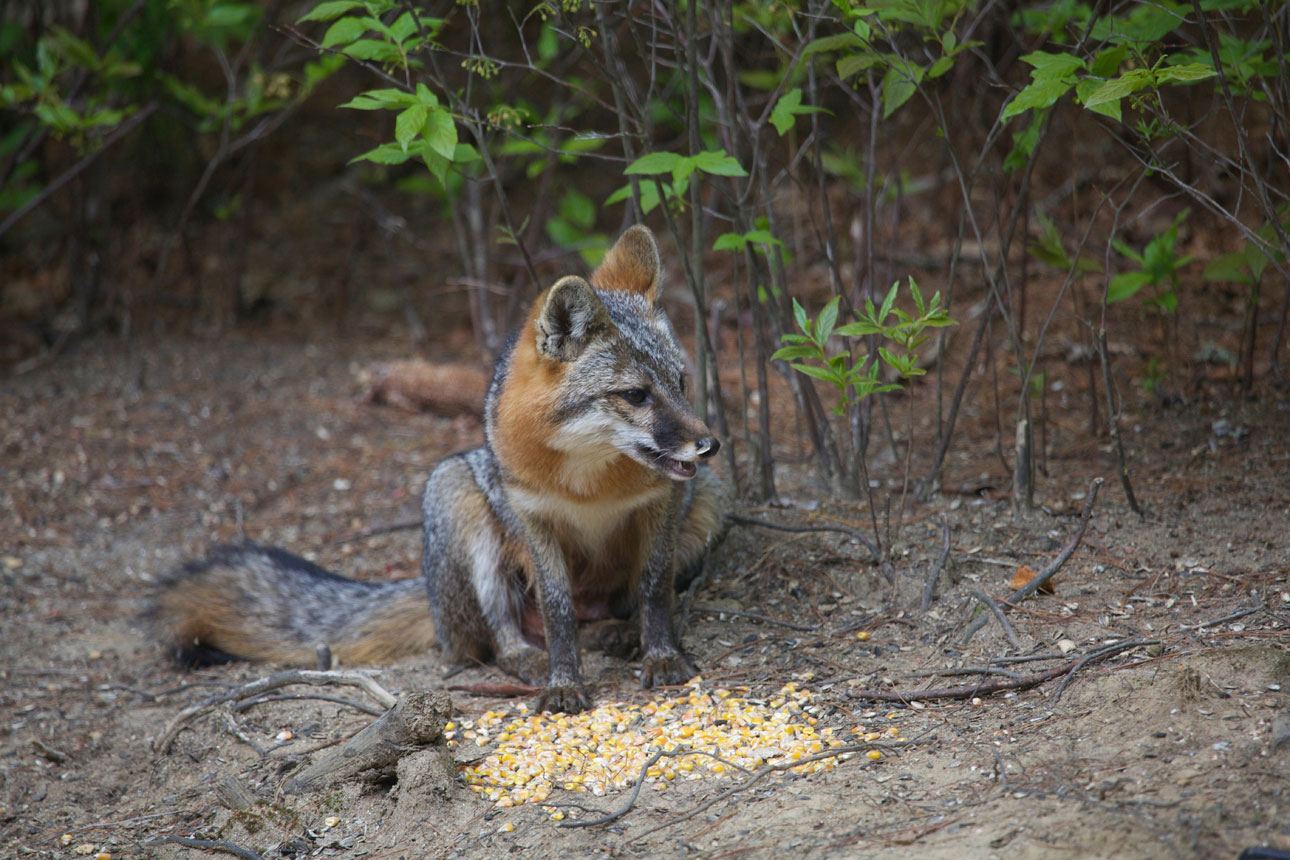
[2, 301, 1289, 860]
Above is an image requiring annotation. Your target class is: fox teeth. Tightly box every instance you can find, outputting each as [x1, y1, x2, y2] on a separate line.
[666, 458, 697, 479]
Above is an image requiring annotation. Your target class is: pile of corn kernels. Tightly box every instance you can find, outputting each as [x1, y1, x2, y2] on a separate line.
[451, 678, 899, 809]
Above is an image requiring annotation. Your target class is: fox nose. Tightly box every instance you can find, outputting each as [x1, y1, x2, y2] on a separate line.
[696, 437, 719, 458]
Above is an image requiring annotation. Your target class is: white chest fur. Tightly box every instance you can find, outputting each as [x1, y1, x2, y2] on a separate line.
[508, 484, 665, 557]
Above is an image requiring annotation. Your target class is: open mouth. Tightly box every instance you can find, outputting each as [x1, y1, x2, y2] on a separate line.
[640, 445, 698, 479]
[665, 457, 697, 479]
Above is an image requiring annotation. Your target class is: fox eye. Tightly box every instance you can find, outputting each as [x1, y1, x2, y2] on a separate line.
[620, 388, 649, 405]
[679, 375, 687, 395]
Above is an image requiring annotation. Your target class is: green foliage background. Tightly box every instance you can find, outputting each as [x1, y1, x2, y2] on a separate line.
[2, 0, 1287, 512]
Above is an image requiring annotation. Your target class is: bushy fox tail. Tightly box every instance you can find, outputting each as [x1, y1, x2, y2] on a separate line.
[151, 544, 435, 667]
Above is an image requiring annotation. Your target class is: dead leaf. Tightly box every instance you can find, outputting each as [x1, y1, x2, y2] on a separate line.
[1011, 565, 1055, 594]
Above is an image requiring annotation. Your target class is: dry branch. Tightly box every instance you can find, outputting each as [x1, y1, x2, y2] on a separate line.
[154, 669, 397, 754]
[920, 516, 952, 613]
[970, 588, 1022, 649]
[962, 477, 1103, 645]
[728, 513, 881, 563]
[846, 638, 1156, 703]
[143, 837, 264, 860]
[286, 690, 451, 791]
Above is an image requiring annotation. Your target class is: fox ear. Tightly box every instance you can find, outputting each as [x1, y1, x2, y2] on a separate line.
[536, 276, 611, 361]
[591, 225, 661, 303]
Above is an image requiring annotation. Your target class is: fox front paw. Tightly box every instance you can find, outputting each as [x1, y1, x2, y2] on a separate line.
[640, 651, 698, 689]
[496, 646, 548, 685]
[534, 683, 591, 714]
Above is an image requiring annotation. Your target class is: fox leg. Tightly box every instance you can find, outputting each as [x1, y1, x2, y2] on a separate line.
[422, 457, 541, 678]
[639, 484, 698, 689]
[523, 525, 591, 714]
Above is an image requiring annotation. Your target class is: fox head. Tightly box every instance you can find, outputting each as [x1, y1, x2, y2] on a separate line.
[531, 226, 719, 482]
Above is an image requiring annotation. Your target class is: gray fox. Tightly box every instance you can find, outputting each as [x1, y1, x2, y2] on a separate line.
[153, 226, 726, 713]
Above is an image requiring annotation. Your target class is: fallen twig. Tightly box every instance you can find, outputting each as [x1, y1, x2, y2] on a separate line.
[728, 513, 881, 563]
[32, 739, 70, 763]
[905, 666, 1024, 681]
[142, 836, 264, 860]
[970, 589, 1022, 649]
[218, 709, 266, 755]
[1176, 594, 1264, 633]
[920, 516, 952, 613]
[1051, 638, 1159, 701]
[231, 692, 384, 716]
[847, 637, 1155, 703]
[154, 669, 396, 753]
[989, 652, 1065, 665]
[962, 477, 1103, 645]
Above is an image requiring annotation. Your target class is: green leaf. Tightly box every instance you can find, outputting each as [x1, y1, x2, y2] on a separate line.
[558, 188, 596, 230]
[792, 297, 809, 336]
[837, 52, 882, 79]
[1106, 270, 1152, 303]
[1202, 250, 1255, 283]
[713, 232, 745, 252]
[771, 88, 803, 135]
[927, 55, 954, 79]
[817, 296, 840, 344]
[1082, 69, 1153, 107]
[423, 108, 456, 160]
[771, 344, 823, 361]
[394, 104, 427, 150]
[624, 151, 682, 176]
[1002, 78, 1074, 121]
[422, 148, 448, 185]
[1019, 50, 1085, 80]
[881, 62, 924, 119]
[744, 229, 782, 247]
[1075, 78, 1122, 121]
[350, 142, 414, 165]
[321, 16, 367, 48]
[878, 280, 899, 323]
[1112, 238, 1143, 264]
[1090, 45, 1128, 78]
[791, 363, 843, 385]
[339, 88, 415, 110]
[691, 149, 747, 177]
[770, 88, 828, 136]
[671, 156, 697, 190]
[605, 184, 633, 207]
[1155, 62, 1217, 84]
[835, 320, 883, 337]
[802, 32, 865, 57]
[342, 39, 401, 62]
[298, 0, 365, 23]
